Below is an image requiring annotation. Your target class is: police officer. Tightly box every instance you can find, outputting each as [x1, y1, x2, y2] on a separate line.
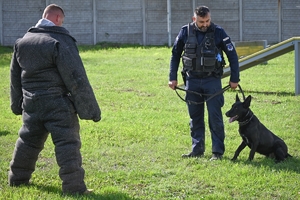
[168, 6, 239, 160]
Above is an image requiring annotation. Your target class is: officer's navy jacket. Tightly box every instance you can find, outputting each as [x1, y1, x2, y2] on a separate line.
[169, 22, 239, 83]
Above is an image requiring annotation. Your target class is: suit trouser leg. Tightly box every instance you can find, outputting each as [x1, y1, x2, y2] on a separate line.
[45, 96, 87, 194]
[8, 111, 48, 186]
[48, 119, 86, 194]
[9, 93, 87, 194]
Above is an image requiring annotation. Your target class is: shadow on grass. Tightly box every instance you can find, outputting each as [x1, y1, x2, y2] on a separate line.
[0, 131, 10, 136]
[30, 183, 137, 200]
[77, 42, 169, 52]
[227, 88, 295, 97]
[231, 156, 300, 174]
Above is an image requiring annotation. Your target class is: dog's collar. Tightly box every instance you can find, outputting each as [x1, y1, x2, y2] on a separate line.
[238, 111, 254, 126]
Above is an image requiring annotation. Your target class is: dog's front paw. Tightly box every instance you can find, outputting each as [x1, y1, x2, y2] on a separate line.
[231, 157, 237, 161]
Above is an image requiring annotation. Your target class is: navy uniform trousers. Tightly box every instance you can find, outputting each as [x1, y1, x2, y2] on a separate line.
[185, 75, 225, 155]
[8, 89, 87, 194]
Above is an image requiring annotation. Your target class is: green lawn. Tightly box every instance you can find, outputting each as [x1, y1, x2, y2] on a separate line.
[0, 44, 299, 200]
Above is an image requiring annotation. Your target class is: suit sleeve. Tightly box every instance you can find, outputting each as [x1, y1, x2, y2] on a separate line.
[55, 40, 101, 121]
[10, 44, 23, 115]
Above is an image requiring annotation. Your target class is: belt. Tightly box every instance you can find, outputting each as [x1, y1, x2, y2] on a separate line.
[187, 71, 212, 78]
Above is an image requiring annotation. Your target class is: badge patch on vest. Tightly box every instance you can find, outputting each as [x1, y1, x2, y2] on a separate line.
[226, 43, 234, 51]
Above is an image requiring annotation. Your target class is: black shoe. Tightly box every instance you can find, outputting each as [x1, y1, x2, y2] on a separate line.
[182, 152, 203, 158]
[210, 153, 223, 161]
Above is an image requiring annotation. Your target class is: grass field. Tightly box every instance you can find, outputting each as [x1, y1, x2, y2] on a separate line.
[0, 44, 299, 200]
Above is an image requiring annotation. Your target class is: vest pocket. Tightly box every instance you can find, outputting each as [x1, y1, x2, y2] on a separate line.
[203, 57, 216, 67]
[182, 56, 193, 69]
[202, 57, 216, 72]
[184, 43, 197, 54]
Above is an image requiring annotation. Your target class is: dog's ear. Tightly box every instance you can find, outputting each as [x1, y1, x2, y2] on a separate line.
[235, 93, 240, 102]
[243, 95, 252, 108]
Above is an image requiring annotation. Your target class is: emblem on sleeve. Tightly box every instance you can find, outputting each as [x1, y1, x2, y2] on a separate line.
[226, 43, 234, 51]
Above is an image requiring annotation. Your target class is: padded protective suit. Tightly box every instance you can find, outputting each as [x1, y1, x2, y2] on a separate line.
[9, 25, 101, 194]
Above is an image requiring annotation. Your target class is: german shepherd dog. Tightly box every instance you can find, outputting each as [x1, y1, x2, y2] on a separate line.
[225, 94, 291, 163]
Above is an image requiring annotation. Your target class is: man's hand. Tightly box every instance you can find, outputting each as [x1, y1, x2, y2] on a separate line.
[168, 80, 178, 90]
[229, 81, 239, 89]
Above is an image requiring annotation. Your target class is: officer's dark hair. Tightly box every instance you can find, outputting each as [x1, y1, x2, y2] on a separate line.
[194, 6, 210, 17]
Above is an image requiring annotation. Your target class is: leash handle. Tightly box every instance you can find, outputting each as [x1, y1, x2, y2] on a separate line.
[237, 84, 246, 101]
[174, 84, 231, 105]
[174, 84, 246, 104]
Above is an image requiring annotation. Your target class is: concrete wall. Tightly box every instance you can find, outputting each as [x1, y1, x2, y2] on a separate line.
[282, 1, 300, 41]
[97, 0, 143, 45]
[0, 0, 299, 46]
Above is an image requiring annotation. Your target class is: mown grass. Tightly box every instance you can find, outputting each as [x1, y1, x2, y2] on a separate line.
[0, 44, 299, 200]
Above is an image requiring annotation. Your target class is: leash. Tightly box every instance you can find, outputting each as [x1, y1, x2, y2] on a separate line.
[174, 84, 245, 105]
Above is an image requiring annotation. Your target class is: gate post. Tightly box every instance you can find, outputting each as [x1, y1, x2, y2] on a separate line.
[295, 40, 300, 95]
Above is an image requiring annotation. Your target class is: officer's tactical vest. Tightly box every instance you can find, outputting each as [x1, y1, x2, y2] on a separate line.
[182, 22, 224, 74]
